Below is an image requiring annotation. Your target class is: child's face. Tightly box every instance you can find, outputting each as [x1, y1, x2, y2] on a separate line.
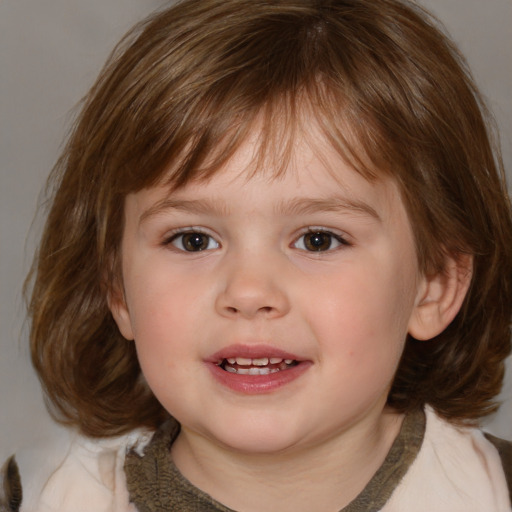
[112, 129, 426, 454]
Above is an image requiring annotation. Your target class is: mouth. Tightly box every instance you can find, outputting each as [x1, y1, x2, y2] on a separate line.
[216, 357, 299, 375]
[207, 345, 309, 393]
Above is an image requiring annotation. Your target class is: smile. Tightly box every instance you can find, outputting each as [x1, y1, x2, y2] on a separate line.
[207, 345, 310, 394]
[217, 357, 298, 375]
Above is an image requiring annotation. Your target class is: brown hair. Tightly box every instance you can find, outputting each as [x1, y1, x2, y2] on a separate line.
[27, 0, 512, 437]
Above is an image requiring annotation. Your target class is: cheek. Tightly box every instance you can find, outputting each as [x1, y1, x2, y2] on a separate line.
[128, 281, 203, 400]
[305, 259, 416, 360]
[124, 256, 205, 331]
[122, 270, 210, 384]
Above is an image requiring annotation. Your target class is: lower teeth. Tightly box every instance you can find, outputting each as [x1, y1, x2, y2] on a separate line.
[222, 360, 296, 375]
[225, 367, 280, 375]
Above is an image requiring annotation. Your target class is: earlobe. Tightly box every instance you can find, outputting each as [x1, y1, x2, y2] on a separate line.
[408, 254, 472, 341]
[107, 289, 135, 341]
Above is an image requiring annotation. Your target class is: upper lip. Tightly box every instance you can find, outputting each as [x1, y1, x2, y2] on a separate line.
[206, 344, 305, 364]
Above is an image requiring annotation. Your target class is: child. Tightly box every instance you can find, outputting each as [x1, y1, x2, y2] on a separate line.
[2, 0, 512, 510]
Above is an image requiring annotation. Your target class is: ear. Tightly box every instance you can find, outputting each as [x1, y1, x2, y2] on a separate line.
[107, 287, 135, 341]
[408, 254, 472, 341]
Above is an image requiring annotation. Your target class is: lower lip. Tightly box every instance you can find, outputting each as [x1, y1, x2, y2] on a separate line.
[206, 361, 312, 394]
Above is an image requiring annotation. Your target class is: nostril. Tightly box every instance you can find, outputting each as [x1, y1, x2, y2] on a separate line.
[224, 305, 274, 316]
[216, 285, 290, 319]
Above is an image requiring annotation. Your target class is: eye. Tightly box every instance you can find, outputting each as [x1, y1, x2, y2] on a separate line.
[167, 231, 219, 252]
[293, 230, 348, 252]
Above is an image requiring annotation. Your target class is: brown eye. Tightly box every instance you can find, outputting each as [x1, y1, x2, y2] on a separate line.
[170, 232, 219, 252]
[304, 232, 332, 251]
[294, 231, 347, 252]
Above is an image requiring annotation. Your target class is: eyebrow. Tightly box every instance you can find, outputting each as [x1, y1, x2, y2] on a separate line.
[139, 198, 231, 224]
[139, 195, 380, 224]
[275, 197, 380, 220]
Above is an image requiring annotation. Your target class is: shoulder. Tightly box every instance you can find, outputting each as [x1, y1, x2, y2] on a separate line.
[484, 432, 512, 500]
[0, 456, 22, 512]
[385, 407, 512, 511]
[2, 428, 152, 512]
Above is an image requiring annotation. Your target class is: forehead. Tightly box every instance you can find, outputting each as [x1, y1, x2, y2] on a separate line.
[129, 124, 406, 228]
[139, 91, 387, 200]
[158, 107, 382, 191]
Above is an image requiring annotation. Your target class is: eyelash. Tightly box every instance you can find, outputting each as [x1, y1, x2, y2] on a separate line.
[292, 229, 350, 252]
[162, 228, 350, 253]
[163, 229, 220, 252]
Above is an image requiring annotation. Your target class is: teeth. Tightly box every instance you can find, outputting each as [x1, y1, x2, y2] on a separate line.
[250, 367, 270, 375]
[224, 366, 291, 375]
[221, 356, 298, 375]
[252, 357, 269, 366]
[238, 367, 272, 375]
[224, 357, 290, 366]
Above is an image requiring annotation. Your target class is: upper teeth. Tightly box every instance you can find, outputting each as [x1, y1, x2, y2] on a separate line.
[225, 357, 294, 366]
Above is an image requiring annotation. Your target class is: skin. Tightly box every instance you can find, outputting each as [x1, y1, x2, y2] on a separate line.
[110, 128, 466, 511]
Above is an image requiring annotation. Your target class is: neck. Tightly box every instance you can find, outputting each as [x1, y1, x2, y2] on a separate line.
[171, 408, 404, 512]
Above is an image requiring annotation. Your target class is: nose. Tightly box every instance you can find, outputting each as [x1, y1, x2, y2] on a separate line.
[215, 256, 290, 320]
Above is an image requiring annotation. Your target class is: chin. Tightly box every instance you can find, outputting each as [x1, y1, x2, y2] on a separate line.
[220, 435, 300, 455]
[202, 417, 304, 455]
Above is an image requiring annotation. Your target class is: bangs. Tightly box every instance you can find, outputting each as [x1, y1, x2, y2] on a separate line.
[89, 1, 393, 198]
[156, 85, 381, 192]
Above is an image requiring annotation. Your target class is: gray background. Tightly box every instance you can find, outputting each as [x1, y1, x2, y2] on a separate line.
[1, 0, 511, 461]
